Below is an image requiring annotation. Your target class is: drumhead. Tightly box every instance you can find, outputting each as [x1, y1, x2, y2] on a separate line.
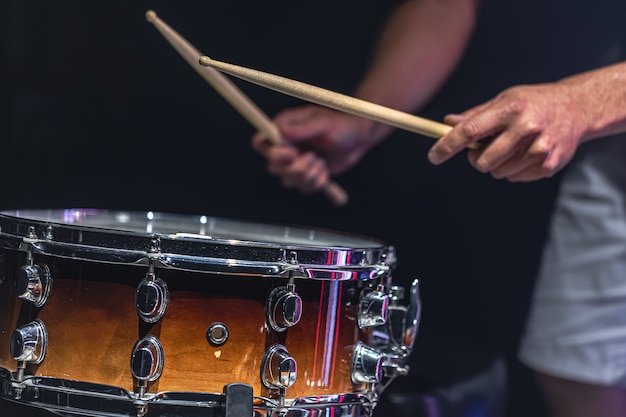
[0, 209, 394, 279]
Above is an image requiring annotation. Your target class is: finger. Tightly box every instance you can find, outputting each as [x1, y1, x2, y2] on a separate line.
[487, 149, 544, 180]
[280, 151, 321, 189]
[300, 158, 330, 194]
[443, 113, 465, 126]
[429, 99, 509, 165]
[275, 107, 337, 142]
[273, 105, 319, 126]
[443, 101, 492, 125]
[468, 130, 537, 173]
[506, 145, 567, 182]
[429, 116, 500, 165]
[505, 162, 557, 182]
[251, 131, 276, 155]
[506, 168, 550, 182]
[265, 147, 299, 175]
[487, 135, 558, 179]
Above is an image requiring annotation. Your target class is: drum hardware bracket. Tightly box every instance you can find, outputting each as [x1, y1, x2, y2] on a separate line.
[16, 262, 53, 307]
[135, 260, 170, 323]
[266, 284, 302, 332]
[6, 371, 29, 400]
[11, 319, 48, 382]
[147, 237, 161, 256]
[369, 279, 421, 359]
[381, 356, 410, 378]
[350, 342, 383, 385]
[261, 344, 297, 401]
[357, 285, 389, 329]
[380, 247, 398, 269]
[223, 383, 253, 417]
[130, 334, 165, 415]
[10, 319, 47, 393]
[14, 362, 27, 387]
[287, 251, 298, 265]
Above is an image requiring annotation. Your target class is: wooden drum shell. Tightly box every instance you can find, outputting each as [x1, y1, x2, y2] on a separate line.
[0, 253, 364, 399]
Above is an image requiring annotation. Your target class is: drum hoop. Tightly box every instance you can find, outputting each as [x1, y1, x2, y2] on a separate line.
[0, 371, 374, 417]
[0, 210, 396, 280]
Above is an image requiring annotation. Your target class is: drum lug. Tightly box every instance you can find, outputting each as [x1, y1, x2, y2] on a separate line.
[350, 342, 383, 384]
[130, 335, 164, 398]
[135, 271, 170, 323]
[357, 285, 389, 329]
[261, 344, 297, 390]
[369, 279, 421, 357]
[16, 263, 52, 307]
[266, 284, 302, 332]
[11, 319, 48, 366]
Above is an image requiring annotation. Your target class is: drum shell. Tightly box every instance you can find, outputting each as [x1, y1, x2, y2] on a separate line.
[0, 249, 368, 398]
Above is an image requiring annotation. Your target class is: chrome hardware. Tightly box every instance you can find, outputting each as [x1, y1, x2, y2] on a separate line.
[370, 279, 421, 357]
[206, 322, 229, 346]
[266, 284, 302, 332]
[0, 209, 397, 281]
[148, 237, 161, 255]
[135, 275, 169, 323]
[223, 383, 253, 417]
[381, 246, 398, 269]
[351, 342, 383, 384]
[357, 288, 389, 329]
[381, 355, 410, 379]
[261, 344, 297, 390]
[11, 319, 48, 364]
[16, 263, 52, 307]
[130, 335, 164, 398]
[0, 370, 377, 417]
[402, 279, 421, 355]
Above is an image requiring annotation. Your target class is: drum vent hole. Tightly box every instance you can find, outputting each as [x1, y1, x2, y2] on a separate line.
[207, 322, 229, 347]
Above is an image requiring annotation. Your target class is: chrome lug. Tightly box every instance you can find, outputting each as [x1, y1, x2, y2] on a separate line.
[16, 263, 52, 307]
[11, 319, 47, 364]
[261, 344, 297, 390]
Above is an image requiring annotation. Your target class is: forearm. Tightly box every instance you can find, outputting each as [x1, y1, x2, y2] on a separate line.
[354, 0, 478, 142]
[559, 61, 626, 142]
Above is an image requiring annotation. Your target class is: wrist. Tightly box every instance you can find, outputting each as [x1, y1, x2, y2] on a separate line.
[558, 63, 626, 142]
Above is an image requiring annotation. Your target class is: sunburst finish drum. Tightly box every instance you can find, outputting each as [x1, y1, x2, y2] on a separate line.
[0, 209, 420, 417]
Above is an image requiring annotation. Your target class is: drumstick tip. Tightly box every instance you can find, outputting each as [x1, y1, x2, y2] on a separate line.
[145, 10, 157, 22]
[199, 56, 212, 67]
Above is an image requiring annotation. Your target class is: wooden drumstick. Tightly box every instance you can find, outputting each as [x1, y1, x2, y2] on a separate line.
[199, 56, 480, 150]
[145, 10, 349, 207]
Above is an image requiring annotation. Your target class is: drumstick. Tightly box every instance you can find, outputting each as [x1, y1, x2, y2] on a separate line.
[145, 10, 348, 207]
[199, 56, 480, 150]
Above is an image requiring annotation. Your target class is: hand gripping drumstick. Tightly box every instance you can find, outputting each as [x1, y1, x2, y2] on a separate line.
[198, 56, 481, 150]
[145, 10, 349, 207]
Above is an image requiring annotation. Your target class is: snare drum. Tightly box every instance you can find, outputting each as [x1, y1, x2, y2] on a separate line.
[0, 209, 420, 417]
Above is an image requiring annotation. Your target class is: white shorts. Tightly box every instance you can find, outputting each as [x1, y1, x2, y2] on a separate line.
[518, 134, 626, 387]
